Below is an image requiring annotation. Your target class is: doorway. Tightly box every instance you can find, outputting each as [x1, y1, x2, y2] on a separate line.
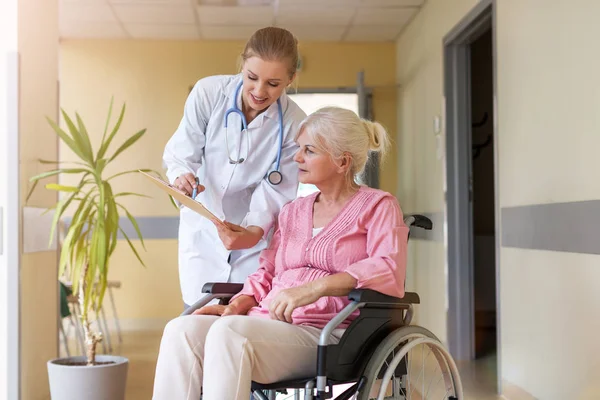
[443, 0, 499, 386]
[470, 29, 497, 360]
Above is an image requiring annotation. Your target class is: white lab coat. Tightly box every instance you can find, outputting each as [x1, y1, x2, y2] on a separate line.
[163, 74, 307, 305]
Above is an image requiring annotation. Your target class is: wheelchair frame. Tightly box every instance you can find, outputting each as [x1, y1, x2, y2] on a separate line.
[181, 215, 463, 400]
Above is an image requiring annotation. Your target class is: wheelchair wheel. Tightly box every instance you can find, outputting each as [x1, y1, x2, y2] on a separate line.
[356, 325, 463, 400]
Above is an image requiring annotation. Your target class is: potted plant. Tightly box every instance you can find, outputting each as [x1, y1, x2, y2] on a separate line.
[28, 99, 151, 400]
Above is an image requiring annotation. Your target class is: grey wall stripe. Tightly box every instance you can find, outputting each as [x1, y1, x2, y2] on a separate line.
[64, 216, 180, 240]
[501, 200, 600, 255]
[119, 216, 179, 240]
[410, 201, 600, 255]
[63, 200, 600, 254]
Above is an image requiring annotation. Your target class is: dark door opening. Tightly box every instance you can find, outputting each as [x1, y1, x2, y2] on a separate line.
[470, 29, 497, 359]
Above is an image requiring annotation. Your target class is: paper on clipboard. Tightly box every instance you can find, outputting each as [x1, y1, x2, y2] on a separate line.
[138, 170, 225, 227]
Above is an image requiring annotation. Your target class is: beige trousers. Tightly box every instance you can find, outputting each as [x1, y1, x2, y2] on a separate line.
[152, 315, 343, 400]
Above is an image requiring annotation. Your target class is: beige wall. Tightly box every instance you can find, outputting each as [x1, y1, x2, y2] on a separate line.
[395, 0, 479, 343]
[397, 0, 600, 399]
[18, 0, 60, 398]
[59, 39, 397, 322]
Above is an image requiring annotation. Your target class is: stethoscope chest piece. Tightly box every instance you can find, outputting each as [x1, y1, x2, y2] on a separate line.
[267, 170, 283, 185]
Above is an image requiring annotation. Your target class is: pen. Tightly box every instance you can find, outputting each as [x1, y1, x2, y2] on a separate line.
[191, 177, 199, 199]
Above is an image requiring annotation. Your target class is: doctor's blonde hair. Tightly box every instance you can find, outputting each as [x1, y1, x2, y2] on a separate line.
[241, 27, 299, 78]
[297, 107, 390, 177]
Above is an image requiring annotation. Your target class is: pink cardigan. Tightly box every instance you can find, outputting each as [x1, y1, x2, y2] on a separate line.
[232, 186, 409, 329]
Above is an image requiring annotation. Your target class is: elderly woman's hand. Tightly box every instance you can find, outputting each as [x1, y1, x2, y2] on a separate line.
[214, 221, 264, 250]
[268, 284, 322, 323]
[192, 304, 240, 316]
[192, 294, 258, 316]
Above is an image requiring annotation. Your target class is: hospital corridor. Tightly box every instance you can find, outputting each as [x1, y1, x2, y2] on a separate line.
[2, 0, 600, 399]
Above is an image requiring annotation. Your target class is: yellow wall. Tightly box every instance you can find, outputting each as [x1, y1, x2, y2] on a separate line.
[59, 39, 397, 323]
[19, 0, 60, 398]
[396, 0, 600, 399]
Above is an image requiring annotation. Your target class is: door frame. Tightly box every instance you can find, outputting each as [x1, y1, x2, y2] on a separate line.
[443, 0, 499, 379]
[1, 51, 21, 400]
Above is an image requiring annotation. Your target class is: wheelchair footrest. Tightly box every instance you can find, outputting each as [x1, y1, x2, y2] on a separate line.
[252, 378, 312, 391]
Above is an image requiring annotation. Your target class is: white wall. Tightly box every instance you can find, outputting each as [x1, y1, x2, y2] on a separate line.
[397, 0, 600, 399]
[496, 1, 600, 398]
[0, 0, 19, 398]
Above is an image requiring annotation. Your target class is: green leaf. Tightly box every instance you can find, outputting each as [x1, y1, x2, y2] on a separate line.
[107, 168, 154, 181]
[25, 180, 39, 204]
[108, 228, 118, 256]
[39, 159, 89, 167]
[71, 239, 87, 293]
[101, 97, 114, 148]
[85, 224, 100, 311]
[113, 192, 151, 199]
[45, 183, 79, 193]
[95, 158, 108, 176]
[109, 129, 146, 162]
[48, 189, 81, 248]
[76, 113, 95, 164]
[96, 219, 107, 277]
[119, 227, 146, 267]
[96, 270, 108, 315]
[97, 103, 126, 160]
[61, 110, 94, 165]
[61, 189, 95, 278]
[104, 183, 120, 253]
[117, 204, 145, 250]
[29, 168, 90, 182]
[58, 219, 81, 278]
[46, 116, 88, 163]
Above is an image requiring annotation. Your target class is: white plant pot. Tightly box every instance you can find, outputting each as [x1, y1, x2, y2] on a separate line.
[47, 355, 129, 400]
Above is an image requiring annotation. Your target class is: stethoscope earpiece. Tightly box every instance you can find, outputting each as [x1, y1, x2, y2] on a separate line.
[223, 80, 284, 185]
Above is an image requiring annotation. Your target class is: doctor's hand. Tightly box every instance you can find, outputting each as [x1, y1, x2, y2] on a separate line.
[174, 173, 204, 197]
[268, 285, 322, 323]
[214, 221, 264, 251]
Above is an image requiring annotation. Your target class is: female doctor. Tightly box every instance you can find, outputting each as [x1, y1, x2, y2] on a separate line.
[163, 27, 307, 308]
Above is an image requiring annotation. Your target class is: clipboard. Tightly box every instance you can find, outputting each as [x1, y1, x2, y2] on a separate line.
[138, 170, 225, 227]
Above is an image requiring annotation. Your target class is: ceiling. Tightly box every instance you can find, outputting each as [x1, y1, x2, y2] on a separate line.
[59, 0, 425, 42]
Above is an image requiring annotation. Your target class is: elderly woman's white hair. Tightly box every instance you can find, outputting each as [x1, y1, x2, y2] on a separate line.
[296, 106, 390, 177]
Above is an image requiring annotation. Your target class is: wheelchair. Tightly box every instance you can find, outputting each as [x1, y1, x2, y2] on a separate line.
[182, 215, 463, 400]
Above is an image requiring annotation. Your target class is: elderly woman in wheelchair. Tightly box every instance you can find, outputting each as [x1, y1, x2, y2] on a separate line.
[153, 107, 463, 400]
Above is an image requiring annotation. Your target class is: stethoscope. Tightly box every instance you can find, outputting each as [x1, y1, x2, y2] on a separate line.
[223, 81, 284, 185]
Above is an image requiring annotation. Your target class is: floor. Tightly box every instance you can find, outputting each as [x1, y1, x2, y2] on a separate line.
[63, 328, 502, 400]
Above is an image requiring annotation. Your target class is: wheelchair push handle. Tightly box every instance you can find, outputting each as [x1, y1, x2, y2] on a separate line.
[404, 214, 433, 230]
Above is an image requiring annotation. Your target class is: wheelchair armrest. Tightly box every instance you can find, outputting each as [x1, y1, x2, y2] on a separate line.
[348, 289, 420, 306]
[201, 282, 244, 295]
[180, 283, 244, 316]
